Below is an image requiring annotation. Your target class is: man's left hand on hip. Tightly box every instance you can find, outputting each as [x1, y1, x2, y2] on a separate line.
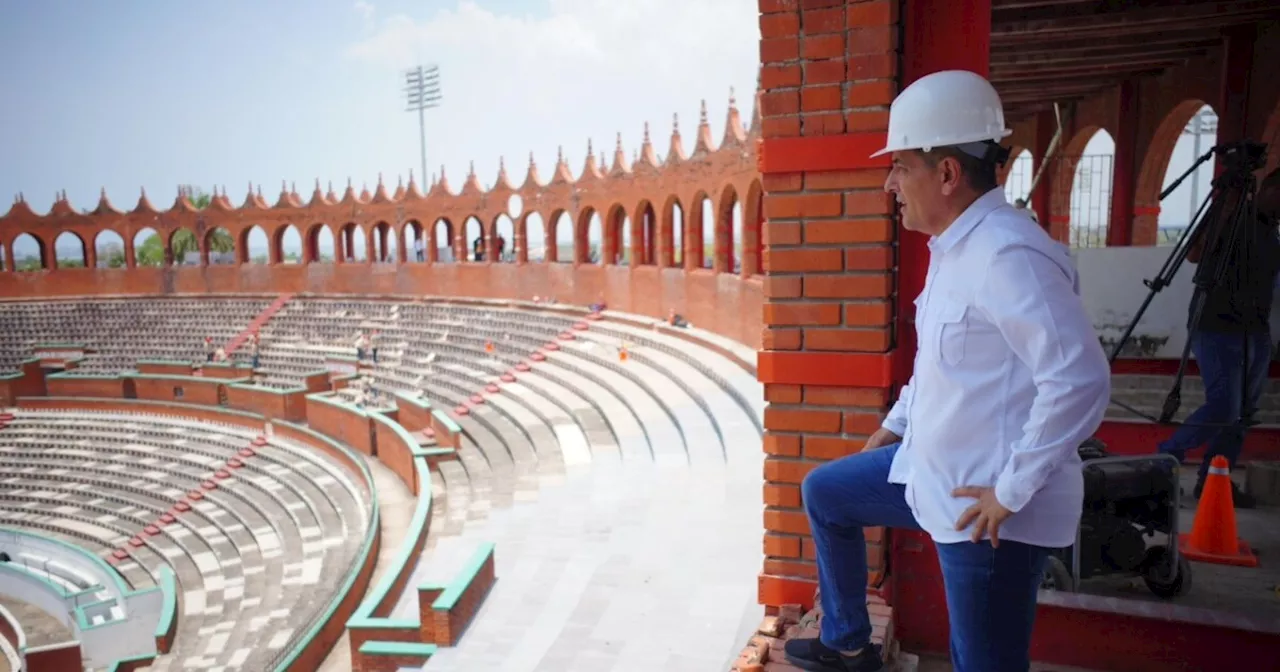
[953, 486, 1014, 546]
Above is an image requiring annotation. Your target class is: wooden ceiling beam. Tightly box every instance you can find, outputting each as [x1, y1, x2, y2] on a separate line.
[991, 60, 1188, 79]
[991, 30, 1216, 54]
[991, 44, 1216, 68]
[992, 2, 1279, 43]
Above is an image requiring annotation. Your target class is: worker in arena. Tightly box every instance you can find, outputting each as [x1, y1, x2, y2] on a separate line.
[785, 70, 1111, 672]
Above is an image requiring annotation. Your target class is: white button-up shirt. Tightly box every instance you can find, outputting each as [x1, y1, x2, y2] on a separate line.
[883, 188, 1111, 548]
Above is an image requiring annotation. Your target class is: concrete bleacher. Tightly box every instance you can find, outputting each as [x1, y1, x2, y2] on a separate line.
[0, 407, 372, 671]
[1108, 374, 1280, 425]
[0, 297, 272, 374]
[246, 298, 768, 670]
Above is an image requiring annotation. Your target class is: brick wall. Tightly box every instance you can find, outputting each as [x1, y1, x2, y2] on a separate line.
[130, 376, 227, 407]
[46, 375, 131, 399]
[756, 0, 901, 610]
[308, 397, 376, 456]
[225, 384, 307, 422]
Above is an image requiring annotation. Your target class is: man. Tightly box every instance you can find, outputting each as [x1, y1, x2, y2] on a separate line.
[1156, 168, 1280, 507]
[249, 331, 261, 370]
[784, 70, 1111, 672]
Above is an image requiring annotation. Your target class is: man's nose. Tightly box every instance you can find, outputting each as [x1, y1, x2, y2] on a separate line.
[884, 174, 897, 194]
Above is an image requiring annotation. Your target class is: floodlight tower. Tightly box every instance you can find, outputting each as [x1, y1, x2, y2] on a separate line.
[404, 65, 442, 185]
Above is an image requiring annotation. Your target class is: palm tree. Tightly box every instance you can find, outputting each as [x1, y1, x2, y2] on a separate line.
[135, 187, 234, 264]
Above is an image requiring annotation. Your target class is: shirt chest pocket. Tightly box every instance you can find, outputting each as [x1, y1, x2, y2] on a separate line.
[932, 301, 969, 367]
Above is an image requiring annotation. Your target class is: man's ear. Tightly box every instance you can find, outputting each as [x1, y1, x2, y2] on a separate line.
[939, 156, 963, 196]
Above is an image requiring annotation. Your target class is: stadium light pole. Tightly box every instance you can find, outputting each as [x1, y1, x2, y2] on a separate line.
[404, 65, 442, 185]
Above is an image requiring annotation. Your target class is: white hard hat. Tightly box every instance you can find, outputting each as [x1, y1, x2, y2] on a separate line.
[871, 70, 1011, 158]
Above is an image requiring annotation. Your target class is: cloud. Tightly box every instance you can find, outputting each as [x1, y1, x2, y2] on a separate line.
[342, 0, 759, 182]
[354, 1, 375, 21]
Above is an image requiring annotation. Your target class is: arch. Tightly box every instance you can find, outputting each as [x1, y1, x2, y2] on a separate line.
[206, 227, 235, 265]
[633, 201, 657, 266]
[716, 185, 740, 274]
[54, 231, 87, 269]
[369, 221, 394, 263]
[463, 216, 485, 262]
[695, 193, 713, 269]
[523, 212, 545, 262]
[239, 226, 269, 265]
[604, 204, 628, 265]
[549, 210, 572, 263]
[10, 233, 46, 271]
[170, 228, 199, 266]
[575, 208, 602, 264]
[661, 197, 684, 268]
[494, 215, 515, 262]
[274, 225, 302, 264]
[431, 218, 453, 262]
[339, 223, 366, 262]
[403, 221, 425, 263]
[1264, 97, 1280, 178]
[1001, 148, 1035, 205]
[94, 230, 126, 269]
[742, 179, 763, 277]
[133, 228, 163, 267]
[1136, 100, 1217, 247]
[0, 241, 5, 271]
[307, 223, 335, 263]
[1048, 126, 1113, 246]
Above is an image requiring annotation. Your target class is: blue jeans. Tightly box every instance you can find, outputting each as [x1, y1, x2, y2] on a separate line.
[1157, 329, 1272, 483]
[802, 443, 1050, 672]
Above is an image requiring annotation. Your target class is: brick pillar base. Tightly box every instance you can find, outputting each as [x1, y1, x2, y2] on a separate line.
[756, 0, 902, 611]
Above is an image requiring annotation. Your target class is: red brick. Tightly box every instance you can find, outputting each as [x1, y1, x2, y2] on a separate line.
[761, 64, 803, 90]
[801, 0, 842, 8]
[761, 37, 800, 64]
[765, 559, 819, 581]
[763, 302, 842, 326]
[764, 532, 802, 557]
[846, 109, 892, 131]
[844, 190, 896, 215]
[765, 485, 803, 510]
[764, 222, 801, 246]
[804, 273, 891, 299]
[759, 0, 799, 12]
[845, 246, 894, 270]
[804, 436, 862, 460]
[803, 59, 846, 85]
[805, 385, 889, 407]
[764, 509, 811, 535]
[762, 116, 802, 138]
[843, 301, 893, 326]
[847, 0, 898, 28]
[760, 12, 800, 39]
[765, 384, 803, 403]
[763, 173, 804, 192]
[765, 457, 817, 484]
[801, 34, 844, 60]
[802, 7, 844, 34]
[761, 90, 801, 116]
[865, 526, 885, 543]
[801, 112, 845, 136]
[843, 411, 885, 435]
[765, 193, 843, 219]
[764, 407, 842, 433]
[804, 218, 893, 244]
[801, 537, 817, 559]
[764, 275, 803, 299]
[763, 327, 802, 350]
[847, 80, 897, 108]
[765, 248, 844, 272]
[803, 327, 891, 352]
[847, 25, 897, 55]
[800, 85, 842, 112]
[848, 53, 898, 80]
[764, 432, 802, 457]
[804, 169, 889, 191]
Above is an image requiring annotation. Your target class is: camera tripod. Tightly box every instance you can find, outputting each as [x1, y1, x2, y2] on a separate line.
[1106, 140, 1269, 428]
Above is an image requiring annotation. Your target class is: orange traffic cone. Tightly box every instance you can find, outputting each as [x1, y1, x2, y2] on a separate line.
[484, 340, 494, 354]
[619, 346, 628, 362]
[1178, 456, 1258, 567]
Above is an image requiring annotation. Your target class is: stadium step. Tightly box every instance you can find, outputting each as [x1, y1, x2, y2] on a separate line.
[223, 292, 295, 354]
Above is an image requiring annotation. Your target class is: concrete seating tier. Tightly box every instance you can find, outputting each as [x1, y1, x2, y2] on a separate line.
[0, 297, 271, 374]
[0, 408, 370, 672]
[1107, 374, 1280, 425]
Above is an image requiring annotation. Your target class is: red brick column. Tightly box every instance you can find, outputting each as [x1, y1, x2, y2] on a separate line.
[756, 0, 901, 611]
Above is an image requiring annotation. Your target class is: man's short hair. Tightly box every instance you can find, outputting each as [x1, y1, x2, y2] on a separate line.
[918, 145, 1000, 193]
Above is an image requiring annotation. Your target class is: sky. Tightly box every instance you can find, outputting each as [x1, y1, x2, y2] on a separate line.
[0, 1, 1213, 261]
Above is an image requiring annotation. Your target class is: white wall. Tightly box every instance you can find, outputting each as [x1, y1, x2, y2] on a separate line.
[1074, 246, 1280, 359]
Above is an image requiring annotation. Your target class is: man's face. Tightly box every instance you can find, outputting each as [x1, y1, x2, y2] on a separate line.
[885, 150, 947, 234]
